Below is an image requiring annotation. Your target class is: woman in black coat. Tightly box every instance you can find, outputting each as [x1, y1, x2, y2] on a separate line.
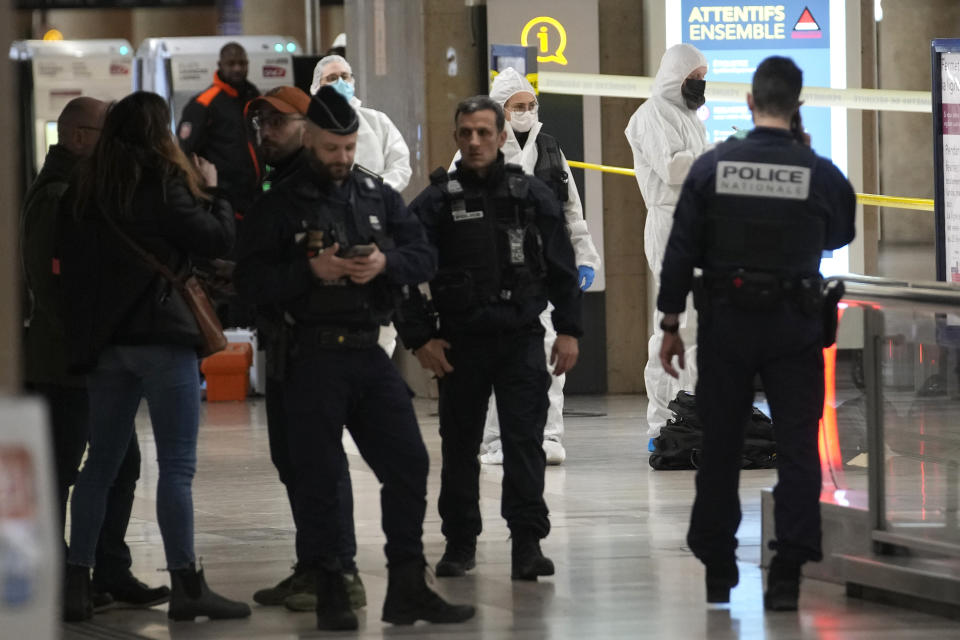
[62, 91, 250, 623]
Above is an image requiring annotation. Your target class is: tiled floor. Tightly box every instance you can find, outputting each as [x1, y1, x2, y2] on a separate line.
[62, 393, 960, 639]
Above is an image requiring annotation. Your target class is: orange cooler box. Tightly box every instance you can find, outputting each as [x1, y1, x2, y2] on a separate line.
[201, 342, 253, 402]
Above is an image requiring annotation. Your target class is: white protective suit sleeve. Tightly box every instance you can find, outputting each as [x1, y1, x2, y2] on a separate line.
[355, 105, 412, 192]
[626, 110, 699, 189]
[557, 150, 600, 269]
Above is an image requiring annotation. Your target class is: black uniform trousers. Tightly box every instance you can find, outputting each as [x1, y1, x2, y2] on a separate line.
[29, 382, 140, 582]
[283, 342, 428, 569]
[687, 298, 825, 566]
[264, 374, 357, 570]
[437, 326, 551, 542]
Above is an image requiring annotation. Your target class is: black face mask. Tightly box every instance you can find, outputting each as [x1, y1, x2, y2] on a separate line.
[681, 78, 706, 110]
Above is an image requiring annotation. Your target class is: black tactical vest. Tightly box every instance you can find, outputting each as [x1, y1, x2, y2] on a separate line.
[429, 164, 547, 314]
[295, 168, 397, 326]
[533, 132, 569, 203]
[704, 140, 825, 276]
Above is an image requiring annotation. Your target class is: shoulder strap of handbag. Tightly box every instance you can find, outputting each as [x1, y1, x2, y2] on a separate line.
[101, 213, 184, 288]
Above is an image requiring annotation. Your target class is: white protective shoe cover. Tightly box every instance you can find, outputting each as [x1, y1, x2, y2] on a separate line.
[480, 440, 566, 465]
[543, 439, 566, 465]
[479, 446, 504, 465]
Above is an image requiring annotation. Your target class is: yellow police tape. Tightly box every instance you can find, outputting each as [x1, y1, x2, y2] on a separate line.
[565, 160, 936, 212]
[539, 71, 932, 113]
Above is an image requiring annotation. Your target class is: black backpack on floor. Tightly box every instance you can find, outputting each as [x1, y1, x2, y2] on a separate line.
[649, 392, 778, 470]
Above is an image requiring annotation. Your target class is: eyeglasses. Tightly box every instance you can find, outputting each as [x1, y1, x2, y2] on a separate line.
[321, 71, 353, 84]
[506, 101, 538, 114]
[251, 113, 305, 130]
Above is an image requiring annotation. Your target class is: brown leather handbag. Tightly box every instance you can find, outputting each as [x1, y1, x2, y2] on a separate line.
[105, 216, 228, 358]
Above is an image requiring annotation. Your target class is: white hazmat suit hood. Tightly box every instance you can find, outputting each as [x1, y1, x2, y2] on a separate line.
[625, 43, 709, 437]
[489, 67, 535, 105]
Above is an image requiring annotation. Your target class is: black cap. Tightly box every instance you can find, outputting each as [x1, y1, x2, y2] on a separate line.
[306, 85, 359, 135]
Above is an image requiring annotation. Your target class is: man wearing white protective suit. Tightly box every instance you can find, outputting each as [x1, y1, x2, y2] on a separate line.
[311, 54, 412, 355]
[451, 67, 602, 465]
[625, 43, 709, 446]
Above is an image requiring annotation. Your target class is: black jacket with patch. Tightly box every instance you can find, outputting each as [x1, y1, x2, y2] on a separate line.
[178, 71, 261, 215]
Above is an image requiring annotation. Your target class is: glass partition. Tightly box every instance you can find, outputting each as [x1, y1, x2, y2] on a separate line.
[876, 309, 960, 547]
[825, 278, 960, 555]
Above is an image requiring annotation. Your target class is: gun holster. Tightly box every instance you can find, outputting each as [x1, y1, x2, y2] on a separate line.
[821, 279, 845, 348]
[264, 319, 291, 382]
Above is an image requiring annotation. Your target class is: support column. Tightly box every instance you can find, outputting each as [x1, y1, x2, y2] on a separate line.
[600, 0, 646, 393]
[878, 0, 960, 245]
[861, 0, 879, 275]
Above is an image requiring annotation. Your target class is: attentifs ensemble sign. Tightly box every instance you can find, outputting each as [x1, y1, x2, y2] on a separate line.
[668, 0, 849, 277]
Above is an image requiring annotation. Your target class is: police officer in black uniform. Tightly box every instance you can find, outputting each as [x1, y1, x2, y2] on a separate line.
[243, 86, 364, 611]
[401, 95, 582, 581]
[234, 86, 474, 631]
[657, 56, 856, 611]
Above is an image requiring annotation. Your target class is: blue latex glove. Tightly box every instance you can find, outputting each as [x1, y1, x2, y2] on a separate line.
[578, 265, 595, 291]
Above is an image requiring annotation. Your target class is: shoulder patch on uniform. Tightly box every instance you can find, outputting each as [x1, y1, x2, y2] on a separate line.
[716, 161, 811, 200]
[354, 163, 384, 183]
[429, 166, 449, 185]
[178, 122, 192, 140]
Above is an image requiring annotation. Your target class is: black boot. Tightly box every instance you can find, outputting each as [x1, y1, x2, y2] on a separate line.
[511, 534, 554, 581]
[764, 555, 801, 611]
[382, 557, 475, 625]
[315, 567, 358, 630]
[168, 563, 251, 621]
[63, 564, 93, 622]
[435, 538, 477, 577]
[253, 564, 310, 606]
[705, 559, 739, 603]
[93, 569, 170, 608]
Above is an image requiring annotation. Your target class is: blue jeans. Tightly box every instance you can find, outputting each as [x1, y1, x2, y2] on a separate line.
[68, 344, 201, 570]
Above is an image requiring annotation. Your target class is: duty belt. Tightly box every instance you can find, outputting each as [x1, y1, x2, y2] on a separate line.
[293, 325, 380, 349]
[698, 270, 822, 314]
[703, 270, 821, 294]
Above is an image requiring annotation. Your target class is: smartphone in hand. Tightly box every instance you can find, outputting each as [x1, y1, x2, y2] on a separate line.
[341, 243, 376, 258]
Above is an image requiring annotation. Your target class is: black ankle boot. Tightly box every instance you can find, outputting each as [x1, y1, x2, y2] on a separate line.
[168, 563, 251, 621]
[93, 569, 170, 608]
[511, 535, 554, 581]
[435, 538, 477, 577]
[705, 559, 739, 603]
[315, 567, 358, 631]
[382, 557, 475, 625]
[63, 564, 93, 622]
[764, 555, 802, 611]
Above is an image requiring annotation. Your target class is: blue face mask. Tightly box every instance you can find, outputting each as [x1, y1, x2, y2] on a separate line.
[331, 77, 355, 101]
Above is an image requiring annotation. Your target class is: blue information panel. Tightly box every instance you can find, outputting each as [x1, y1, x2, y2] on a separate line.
[667, 0, 849, 275]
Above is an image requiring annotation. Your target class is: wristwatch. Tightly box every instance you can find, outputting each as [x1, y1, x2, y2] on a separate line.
[660, 318, 680, 334]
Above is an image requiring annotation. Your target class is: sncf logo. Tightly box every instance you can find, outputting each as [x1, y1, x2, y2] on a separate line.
[262, 65, 287, 78]
[110, 63, 130, 75]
